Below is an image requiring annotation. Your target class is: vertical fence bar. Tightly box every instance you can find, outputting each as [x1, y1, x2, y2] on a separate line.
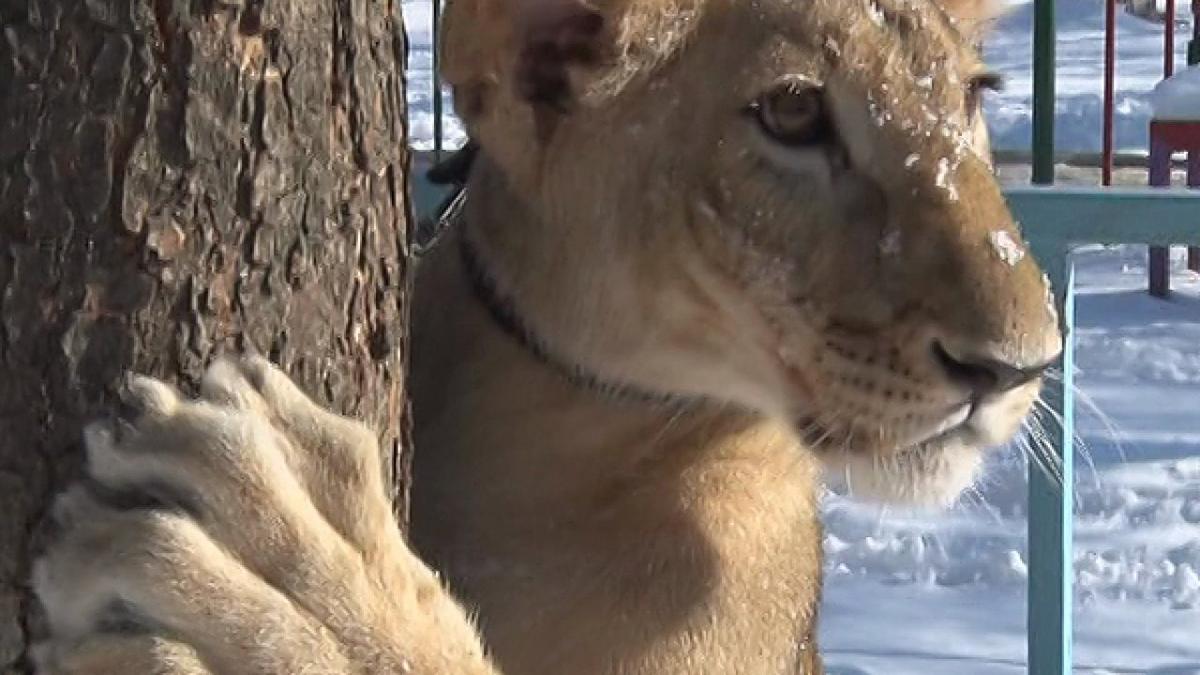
[1166, 0, 1177, 78]
[1029, 1, 1071, 672]
[1028, 251, 1076, 675]
[1190, 151, 1200, 272]
[1192, 0, 1200, 65]
[1149, 127, 1174, 297]
[1103, 0, 1117, 186]
[1188, 0, 1200, 272]
[1152, 0, 1177, 292]
[1032, 0, 1056, 185]
[431, 0, 444, 162]
[1147, 2, 1176, 293]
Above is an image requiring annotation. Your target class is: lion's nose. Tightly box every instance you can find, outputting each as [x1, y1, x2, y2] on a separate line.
[931, 341, 1054, 398]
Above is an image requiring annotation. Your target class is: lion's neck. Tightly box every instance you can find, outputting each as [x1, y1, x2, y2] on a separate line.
[409, 167, 824, 674]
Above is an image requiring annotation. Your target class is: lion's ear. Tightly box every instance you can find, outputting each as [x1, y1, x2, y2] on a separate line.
[510, 0, 610, 110]
[441, 0, 612, 115]
[935, 0, 1009, 38]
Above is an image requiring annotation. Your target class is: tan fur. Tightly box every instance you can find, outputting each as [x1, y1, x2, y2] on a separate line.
[33, 0, 1060, 673]
[34, 361, 499, 674]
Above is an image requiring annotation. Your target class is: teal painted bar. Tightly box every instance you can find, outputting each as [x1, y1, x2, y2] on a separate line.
[414, 170, 1200, 249]
[1060, 263, 1076, 669]
[420, 181, 1200, 247]
[1025, 247, 1074, 675]
[1007, 187, 1200, 247]
[415, 176, 1200, 248]
[1030, 0, 1064, 663]
[1010, 185, 1200, 675]
[1026, 5, 1063, 666]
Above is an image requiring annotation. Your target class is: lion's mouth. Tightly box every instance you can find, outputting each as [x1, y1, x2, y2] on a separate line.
[794, 404, 975, 455]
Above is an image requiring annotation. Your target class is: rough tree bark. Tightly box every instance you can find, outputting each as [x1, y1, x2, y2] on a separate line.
[0, 0, 414, 670]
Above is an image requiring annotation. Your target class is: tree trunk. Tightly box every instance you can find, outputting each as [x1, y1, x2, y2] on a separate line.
[0, 0, 414, 670]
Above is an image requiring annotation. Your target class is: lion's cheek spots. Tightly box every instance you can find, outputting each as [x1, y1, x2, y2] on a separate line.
[780, 359, 819, 405]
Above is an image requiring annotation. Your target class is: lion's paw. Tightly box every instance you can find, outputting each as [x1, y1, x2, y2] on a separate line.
[215, 356, 403, 565]
[33, 358, 496, 675]
[32, 633, 211, 675]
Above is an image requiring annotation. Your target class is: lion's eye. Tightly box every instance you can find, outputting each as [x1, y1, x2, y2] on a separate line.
[751, 83, 830, 147]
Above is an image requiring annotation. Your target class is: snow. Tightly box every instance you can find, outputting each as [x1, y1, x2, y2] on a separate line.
[399, 1, 1200, 671]
[403, 0, 468, 152]
[1151, 66, 1200, 120]
[935, 157, 959, 201]
[989, 230, 1026, 266]
[985, 0, 1193, 153]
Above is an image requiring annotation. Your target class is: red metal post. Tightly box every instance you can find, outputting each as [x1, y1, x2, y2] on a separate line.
[1103, 0, 1117, 185]
[1148, 122, 1200, 295]
[1152, 0, 1178, 295]
[1149, 126, 1173, 298]
[1190, 0, 1200, 271]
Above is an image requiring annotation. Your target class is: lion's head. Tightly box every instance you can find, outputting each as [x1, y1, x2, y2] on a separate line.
[439, 0, 1062, 506]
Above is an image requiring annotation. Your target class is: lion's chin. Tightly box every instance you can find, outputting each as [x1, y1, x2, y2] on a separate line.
[818, 431, 987, 508]
[802, 382, 1041, 507]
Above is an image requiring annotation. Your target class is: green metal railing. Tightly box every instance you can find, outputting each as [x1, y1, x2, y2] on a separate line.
[1026, 1, 1069, 670]
[1012, 186, 1200, 674]
[411, 2, 1200, 673]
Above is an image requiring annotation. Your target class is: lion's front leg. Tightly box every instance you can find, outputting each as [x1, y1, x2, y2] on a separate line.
[32, 358, 499, 675]
[33, 633, 212, 675]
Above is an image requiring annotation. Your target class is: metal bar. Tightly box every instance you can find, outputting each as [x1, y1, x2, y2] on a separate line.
[1192, 0, 1200, 65]
[410, 175, 1200, 250]
[1007, 186, 1200, 247]
[993, 148, 1194, 168]
[1103, 0, 1117, 186]
[1189, 2, 1200, 272]
[1190, 151, 1200, 271]
[1166, 0, 1177, 78]
[1148, 129, 1174, 297]
[1012, 184, 1200, 675]
[432, 0, 444, 162]
[1032, 0, 1056, 185]
[1025, 249, 1076, 675]
[1028, 0, 1066, 671]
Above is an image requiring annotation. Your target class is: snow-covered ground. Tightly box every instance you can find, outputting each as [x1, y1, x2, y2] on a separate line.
[986, 0, 1193, 153]
[400, 0, 1200, 671]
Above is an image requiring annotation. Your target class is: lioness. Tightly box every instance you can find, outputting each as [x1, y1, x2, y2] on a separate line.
[32, 0, 1061, 673]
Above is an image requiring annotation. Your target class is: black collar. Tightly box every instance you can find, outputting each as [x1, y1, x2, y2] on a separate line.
[454, 208, 697, 408]
[425, 146, 700, 407]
